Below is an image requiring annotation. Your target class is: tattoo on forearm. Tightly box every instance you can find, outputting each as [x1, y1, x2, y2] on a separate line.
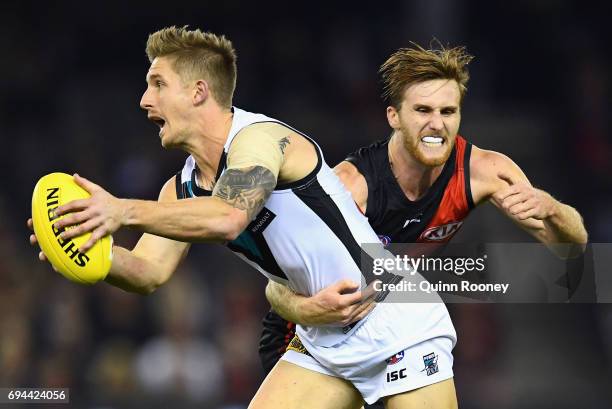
[213, 166, 276, 221]
[278, 136, 290, 155]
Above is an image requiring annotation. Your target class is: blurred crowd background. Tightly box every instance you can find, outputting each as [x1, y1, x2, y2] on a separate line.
[1, 1, 611, 408]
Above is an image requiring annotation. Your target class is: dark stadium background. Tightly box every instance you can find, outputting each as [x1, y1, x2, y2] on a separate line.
[1, 1, 611, 408]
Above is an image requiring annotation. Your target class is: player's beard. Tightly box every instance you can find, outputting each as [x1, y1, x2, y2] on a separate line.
[402, 129, 454, 167]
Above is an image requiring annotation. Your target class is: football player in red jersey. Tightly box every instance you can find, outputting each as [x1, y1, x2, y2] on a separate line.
[259, 43, 587, 407]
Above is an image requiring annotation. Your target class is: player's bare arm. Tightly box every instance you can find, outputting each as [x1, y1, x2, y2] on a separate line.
[213, 165, 276, 221]
[51, 174, 246, 251]
[29, 176, 190, 294]
[334, 161, 369, 213]
[105, 176, 191, 294]
[266, 279, 375, 327]
[470, 146, 588, 254]
[53, 125, 295, 252]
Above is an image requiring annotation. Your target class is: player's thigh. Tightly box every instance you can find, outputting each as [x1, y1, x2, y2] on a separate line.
[249, 360, 364, 409]
[383, 378, 457, 409]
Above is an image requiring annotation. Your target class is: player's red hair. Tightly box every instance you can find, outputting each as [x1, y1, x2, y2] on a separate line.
[380, 41, 473, 108]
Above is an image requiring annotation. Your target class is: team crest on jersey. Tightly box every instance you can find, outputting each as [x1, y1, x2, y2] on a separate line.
[378, 235, 392, 247]
[421, 353, 439, 376]
[420, 221, 463, 241]
[386, 351, 404, 365]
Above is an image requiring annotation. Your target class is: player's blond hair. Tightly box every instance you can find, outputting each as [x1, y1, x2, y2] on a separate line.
[379, 42, 473, 109]
[146, 26, 237, 108]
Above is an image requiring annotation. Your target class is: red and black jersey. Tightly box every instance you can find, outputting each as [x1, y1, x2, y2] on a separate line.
[345, 135, 474, 244]
[259, 135, 475, 378]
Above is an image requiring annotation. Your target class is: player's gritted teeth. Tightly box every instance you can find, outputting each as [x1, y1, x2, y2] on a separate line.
[420, 135, 445, 147]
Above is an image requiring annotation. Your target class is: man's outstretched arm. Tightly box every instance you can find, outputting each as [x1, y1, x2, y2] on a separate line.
[29, 176, 191, 294]
[54, 128, 285, 252]
[471, 147, 588, 257]
[52, 169, 269, 251]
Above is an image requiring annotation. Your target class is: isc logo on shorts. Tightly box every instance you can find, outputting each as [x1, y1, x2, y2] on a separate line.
[386, 351, 406, 383]
[386, 368, 407, 383]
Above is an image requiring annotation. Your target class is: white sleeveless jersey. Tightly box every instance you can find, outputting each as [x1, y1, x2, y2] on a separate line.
[176, 107, 454, 348]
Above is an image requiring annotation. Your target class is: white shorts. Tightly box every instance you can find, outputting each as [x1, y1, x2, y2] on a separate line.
[281, 303, 456, 404]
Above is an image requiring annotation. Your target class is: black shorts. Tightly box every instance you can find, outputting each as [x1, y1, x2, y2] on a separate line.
[258, 309, 296, 374]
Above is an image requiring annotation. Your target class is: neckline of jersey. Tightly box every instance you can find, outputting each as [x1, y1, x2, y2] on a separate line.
[383, 139, 456, 208]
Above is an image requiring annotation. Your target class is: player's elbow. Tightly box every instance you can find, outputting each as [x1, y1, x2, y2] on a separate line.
[137, 271, 173, 295]
[548, 242, 587, 259]
[136, 266, 174, 295]
[184, 211, 245, 242]
[578, 226, 589, 245]
[134, 283, 157, 296]
[543, 230, 589, 259]
[217, 208, 249, 241]
[136, 273, 161, 294]
[105, 274, 163, 295]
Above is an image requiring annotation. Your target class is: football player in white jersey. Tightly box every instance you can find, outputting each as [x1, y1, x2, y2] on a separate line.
[28, 26, 455, 408]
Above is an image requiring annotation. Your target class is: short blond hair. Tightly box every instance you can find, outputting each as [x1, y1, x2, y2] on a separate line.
[146, 26, 237, 108]
[379, 42, 473, 109]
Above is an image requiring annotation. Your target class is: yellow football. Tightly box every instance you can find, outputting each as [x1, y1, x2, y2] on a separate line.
[31, 172, 113, 284]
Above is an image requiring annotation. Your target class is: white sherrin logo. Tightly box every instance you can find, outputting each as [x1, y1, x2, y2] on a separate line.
[421, 221, 463, 241]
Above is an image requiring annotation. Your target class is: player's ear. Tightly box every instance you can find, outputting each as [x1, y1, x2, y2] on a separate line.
[386, 106, 400, 129]
[193, 80, 209, 105]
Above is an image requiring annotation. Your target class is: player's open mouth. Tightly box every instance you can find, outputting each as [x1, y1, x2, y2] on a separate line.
[148, 115, 166, 135]
[421, 135, 444, 147]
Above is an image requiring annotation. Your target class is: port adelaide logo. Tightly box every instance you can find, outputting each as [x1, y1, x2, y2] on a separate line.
[421, 353, 439, 376]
